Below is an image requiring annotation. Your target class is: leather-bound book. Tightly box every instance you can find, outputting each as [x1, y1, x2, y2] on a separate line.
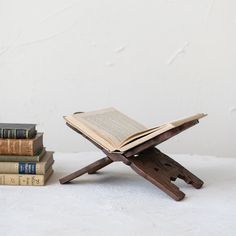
[0, 133, 43, 156]
[0, 151, 54, 175]
[0, 148, 46, 162]
[0, 167, 53, 186]
[0, 123, 36, 139]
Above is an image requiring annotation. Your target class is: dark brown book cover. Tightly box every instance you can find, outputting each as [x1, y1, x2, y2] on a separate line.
[0, 123, 36, 139]
[0, 133, 43, 156]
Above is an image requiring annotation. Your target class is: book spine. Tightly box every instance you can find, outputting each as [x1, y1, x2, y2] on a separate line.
[0, 173, 46, 186]
[19, 163, 37, 174]
[0, 155, 40, 162]
[0, 128, 29, 139]
[0, 135, 43, 156]
[0, 139, 33, 155]
[0, 148, 45, 162]
[0, 161, 48, 174]
[16, 129, 27, 139]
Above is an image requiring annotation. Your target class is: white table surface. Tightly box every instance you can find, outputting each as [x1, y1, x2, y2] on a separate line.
[1, 151, 236, 236]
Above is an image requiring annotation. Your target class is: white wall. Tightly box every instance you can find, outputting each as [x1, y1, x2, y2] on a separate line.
[0, 0, 235, 157]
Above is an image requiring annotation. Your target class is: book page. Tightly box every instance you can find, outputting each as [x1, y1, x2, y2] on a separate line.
[64, 115, 116, 152]
[119, 113, 207, 152]
[120, 124, 174, 152]
[119, 125, 164, 147]
[74, 108, 147, 148]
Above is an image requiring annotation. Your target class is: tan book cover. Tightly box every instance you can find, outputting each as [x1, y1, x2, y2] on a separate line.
[0, 151, 54, 174]
[64, 108, 207, 153]
[0, 133, 43, 156]
[0, 166, 53, 186]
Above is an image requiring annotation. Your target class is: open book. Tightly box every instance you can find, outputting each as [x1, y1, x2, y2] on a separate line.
[64, 108, 207, 153]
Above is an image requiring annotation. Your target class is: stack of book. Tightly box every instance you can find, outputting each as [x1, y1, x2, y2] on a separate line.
[0, 123, 54, 186]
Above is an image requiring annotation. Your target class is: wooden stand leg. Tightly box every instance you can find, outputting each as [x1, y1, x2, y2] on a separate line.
[130, 162, 185, 201]
[88, 157, 113, 174]
[157, 150, 204, 189]
[127, 148, 203, 201]
[59, 157, 113, 184]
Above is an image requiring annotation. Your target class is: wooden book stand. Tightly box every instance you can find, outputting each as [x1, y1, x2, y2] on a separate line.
[59, 120, 204, 201]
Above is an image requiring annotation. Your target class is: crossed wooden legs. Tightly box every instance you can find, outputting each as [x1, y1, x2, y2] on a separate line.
[59, 148, 203, 201]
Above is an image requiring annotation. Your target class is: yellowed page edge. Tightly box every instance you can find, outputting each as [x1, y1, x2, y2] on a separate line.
[120, 125, 167, 147]
[119, 124, 174, 152]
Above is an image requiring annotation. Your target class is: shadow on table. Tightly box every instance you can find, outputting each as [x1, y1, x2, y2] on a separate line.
[47, 168, 144, 186]
[46, 162, 236, 190]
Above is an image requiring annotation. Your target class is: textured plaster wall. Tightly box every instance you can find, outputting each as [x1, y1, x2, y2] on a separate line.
[0, 0, 235, 157]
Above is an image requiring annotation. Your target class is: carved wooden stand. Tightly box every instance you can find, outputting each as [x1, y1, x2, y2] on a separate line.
[59, 120, 204, 201]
